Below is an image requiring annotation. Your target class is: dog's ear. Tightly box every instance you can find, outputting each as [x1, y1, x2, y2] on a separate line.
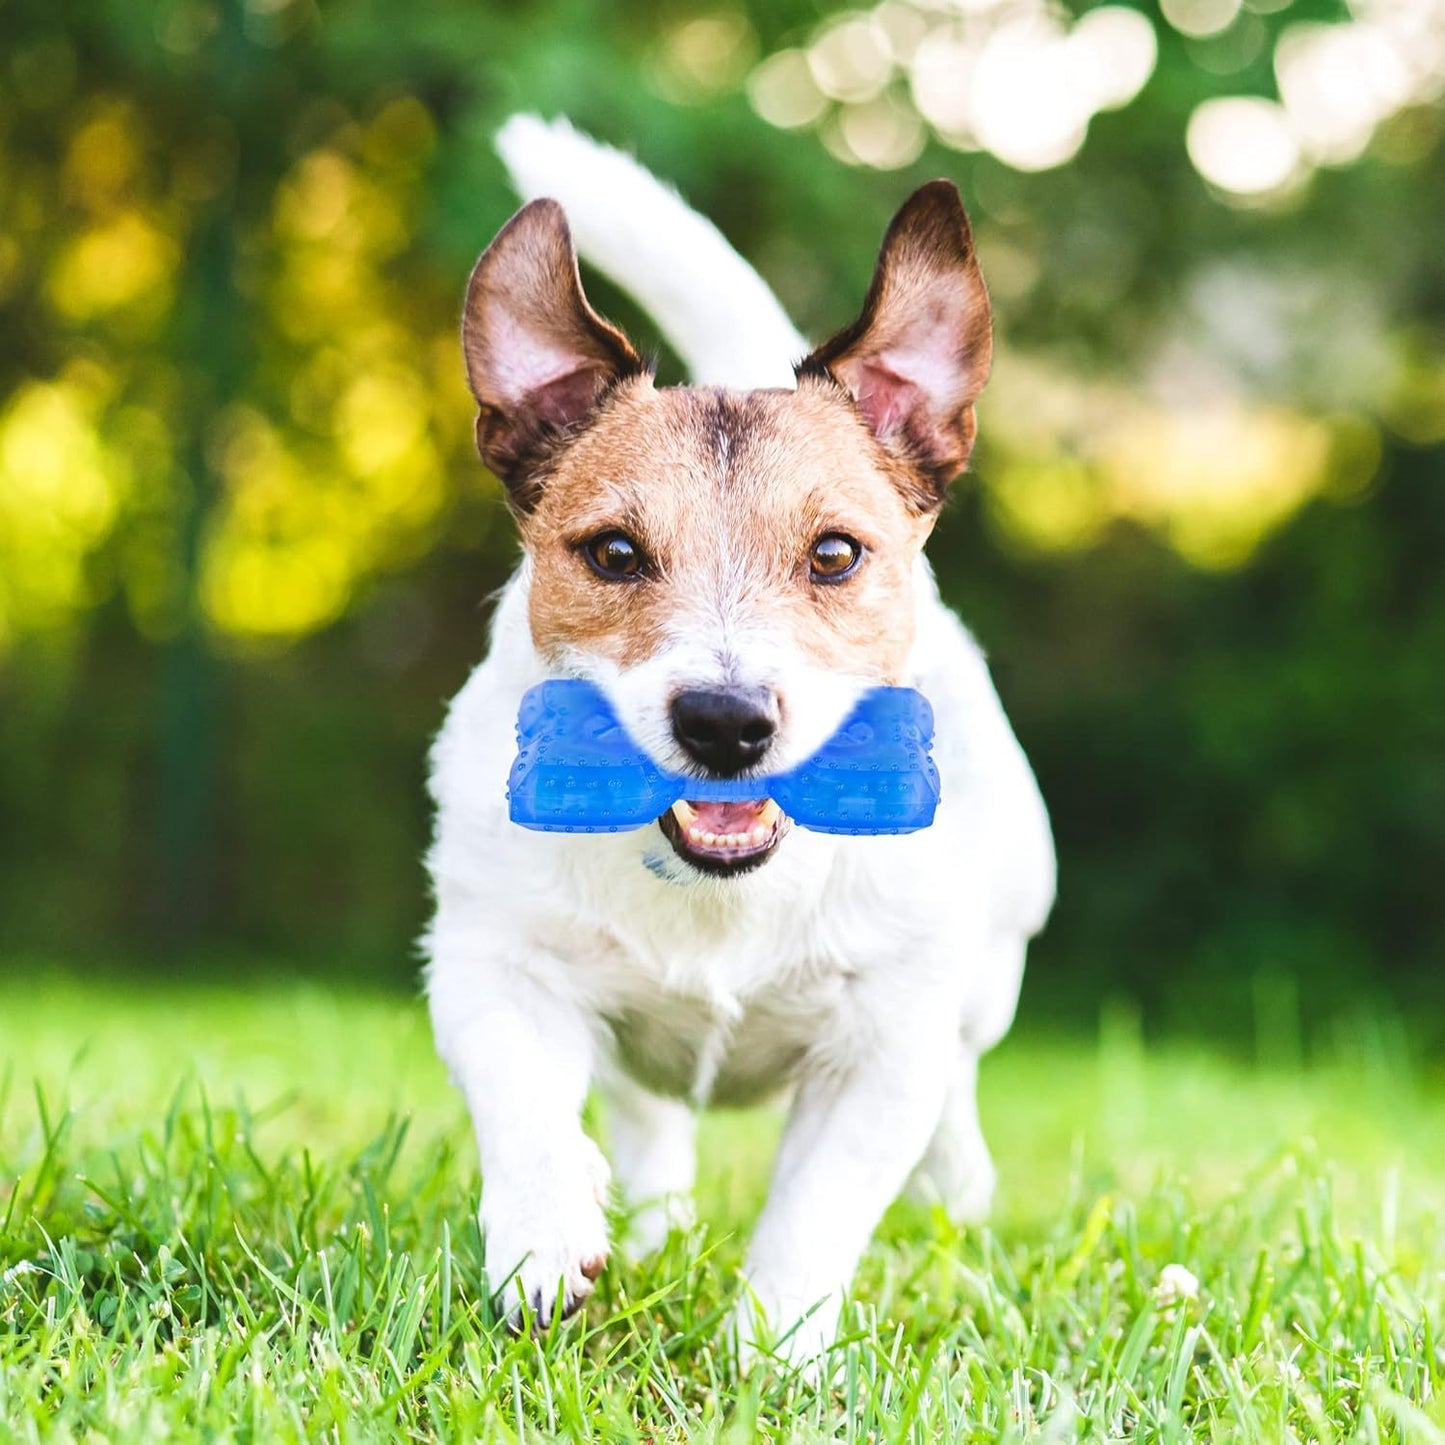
[462, 199, 644, 506]
[800, 181, 992, 505]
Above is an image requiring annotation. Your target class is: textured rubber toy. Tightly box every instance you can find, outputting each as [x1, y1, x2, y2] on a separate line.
[508, 679, 940, 835]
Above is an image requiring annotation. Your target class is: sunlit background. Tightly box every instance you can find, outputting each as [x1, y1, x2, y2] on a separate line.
[1, 0, 1441, 1038]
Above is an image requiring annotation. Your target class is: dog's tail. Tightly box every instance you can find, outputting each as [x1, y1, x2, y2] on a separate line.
[495, 114, 807, 390]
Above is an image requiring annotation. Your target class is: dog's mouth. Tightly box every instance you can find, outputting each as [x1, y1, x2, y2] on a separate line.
[657, 798, 786, 875]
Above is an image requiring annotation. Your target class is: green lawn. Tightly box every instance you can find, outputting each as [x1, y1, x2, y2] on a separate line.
[1, 972, 1442, 1442]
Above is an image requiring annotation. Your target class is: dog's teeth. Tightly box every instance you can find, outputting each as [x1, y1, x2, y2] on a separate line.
[677, 804, 782, 853]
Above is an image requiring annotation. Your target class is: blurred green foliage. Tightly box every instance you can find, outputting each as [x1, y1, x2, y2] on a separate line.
[0, 0, 1441, 1038]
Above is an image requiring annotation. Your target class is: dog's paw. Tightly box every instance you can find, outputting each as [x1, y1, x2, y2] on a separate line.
[482, 1136, 613, 1327]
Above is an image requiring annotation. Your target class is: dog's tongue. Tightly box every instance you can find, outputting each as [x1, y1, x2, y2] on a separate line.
[688, 800, 768, 832]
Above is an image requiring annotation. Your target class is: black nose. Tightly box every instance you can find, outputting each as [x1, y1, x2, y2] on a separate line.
[669, 686, 779, 777]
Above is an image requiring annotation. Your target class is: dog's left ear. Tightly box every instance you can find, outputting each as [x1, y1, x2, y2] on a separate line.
[800, 181, 992, 504]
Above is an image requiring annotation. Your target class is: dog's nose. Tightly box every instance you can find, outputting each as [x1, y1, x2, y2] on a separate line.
[669, 686, 779, 777]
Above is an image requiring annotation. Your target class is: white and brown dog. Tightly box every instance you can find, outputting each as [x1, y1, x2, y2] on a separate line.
[424, 117, 1055, 1367]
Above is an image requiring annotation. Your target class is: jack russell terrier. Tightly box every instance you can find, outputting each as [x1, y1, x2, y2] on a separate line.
[424, 116, 1055, 1368]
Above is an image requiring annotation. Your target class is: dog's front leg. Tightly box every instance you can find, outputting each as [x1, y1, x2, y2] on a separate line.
[736, 1004, 957, 1372]
[429, 955, 611, 1326]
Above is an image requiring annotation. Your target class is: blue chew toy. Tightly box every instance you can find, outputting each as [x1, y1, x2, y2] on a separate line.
[508, 679, 940, 835]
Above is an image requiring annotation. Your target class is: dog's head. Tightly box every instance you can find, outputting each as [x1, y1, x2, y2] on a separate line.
[462, 183, 991, 878]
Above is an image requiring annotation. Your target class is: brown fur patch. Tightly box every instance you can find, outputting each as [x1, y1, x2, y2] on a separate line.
[522, 375, 937, 680]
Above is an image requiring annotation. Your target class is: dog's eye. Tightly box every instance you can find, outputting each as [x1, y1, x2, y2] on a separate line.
[582, 531, 647, 580]
[809, 533, 863, 583]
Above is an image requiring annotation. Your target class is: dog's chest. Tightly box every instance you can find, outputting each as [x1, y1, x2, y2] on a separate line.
[604, 964, 851, 1107]
[550, 832, 930, 1106]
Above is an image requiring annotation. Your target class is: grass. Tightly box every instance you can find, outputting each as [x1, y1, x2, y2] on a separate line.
[1, 972, 1442, 1442]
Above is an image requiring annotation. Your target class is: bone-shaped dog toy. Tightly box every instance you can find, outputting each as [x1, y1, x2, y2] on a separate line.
[507, 679, 940, 835]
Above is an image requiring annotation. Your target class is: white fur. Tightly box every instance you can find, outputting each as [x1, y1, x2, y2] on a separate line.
[425, 122, 1056, 1372]
[496, 115, 807, 389]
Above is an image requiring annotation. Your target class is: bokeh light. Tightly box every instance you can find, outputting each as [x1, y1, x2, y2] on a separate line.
[744, 0, 1444, 213]
[1184, 0, 1445, 203]
[1070, 7, 1159, 111]
[750, 0, 1158, 172]
[969, 18, 1093, 171]
[1276, 21, 1415, 165]
[809, 12, 895, 104]
[651, 12, 759, 105]
[0, 374, 126, 646]
[1160, 0, 1241, 42]
[1186, 96, 1301, 197]
[825, 94, 927, 169]
[980, 350, 1368, 568]
[746, 49, 830, 129]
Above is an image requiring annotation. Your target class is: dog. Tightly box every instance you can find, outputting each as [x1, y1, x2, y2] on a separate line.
[424, 117, 1055, 1368]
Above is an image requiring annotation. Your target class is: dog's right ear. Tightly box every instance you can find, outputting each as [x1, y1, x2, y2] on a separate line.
[462, 199, 644, 507]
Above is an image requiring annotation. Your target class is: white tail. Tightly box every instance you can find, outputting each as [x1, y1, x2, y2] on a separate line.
[495, 115, 807, 390]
